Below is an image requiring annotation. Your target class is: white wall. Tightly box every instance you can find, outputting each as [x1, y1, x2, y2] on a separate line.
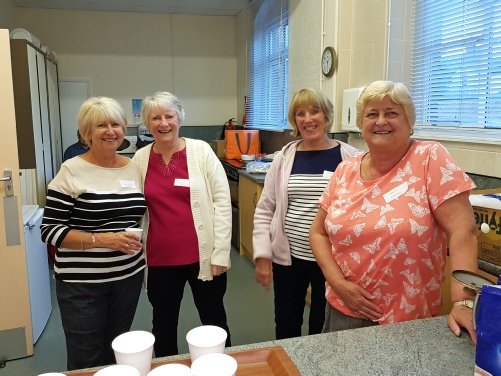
[14, 9, 237, 126]
[0, 0, 17, 30]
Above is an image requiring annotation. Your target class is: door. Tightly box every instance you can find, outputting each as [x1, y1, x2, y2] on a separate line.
[0, 29, 34, 360]
[59, 79, 91, 153]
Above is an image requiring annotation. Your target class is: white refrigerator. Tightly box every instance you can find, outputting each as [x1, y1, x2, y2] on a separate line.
[22, 205, 52, 343]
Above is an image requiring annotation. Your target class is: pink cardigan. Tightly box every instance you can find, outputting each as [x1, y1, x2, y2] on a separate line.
[252, 140, 362, 265]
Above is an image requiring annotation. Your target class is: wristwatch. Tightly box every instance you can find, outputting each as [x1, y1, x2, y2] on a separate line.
[453, 300, 474, 309]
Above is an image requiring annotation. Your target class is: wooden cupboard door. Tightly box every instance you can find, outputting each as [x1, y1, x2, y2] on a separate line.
[239, 175, 263, 262]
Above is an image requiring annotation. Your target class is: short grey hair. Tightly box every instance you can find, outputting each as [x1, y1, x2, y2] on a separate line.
[141, 91, 185, 130]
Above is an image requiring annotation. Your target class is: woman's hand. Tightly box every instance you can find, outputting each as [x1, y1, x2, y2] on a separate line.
[255, 258, 272, 290]
[447, 305, 477, 344]
[96, 231, 142, 254]
[334, 279, 383, 321]
[211, 265, 228, 277]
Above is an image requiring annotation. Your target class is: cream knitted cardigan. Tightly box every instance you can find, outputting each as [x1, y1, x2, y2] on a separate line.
[133, 138, 232, 282]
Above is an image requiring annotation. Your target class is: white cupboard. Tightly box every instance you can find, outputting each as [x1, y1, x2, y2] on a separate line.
[10, 39, 62, 207]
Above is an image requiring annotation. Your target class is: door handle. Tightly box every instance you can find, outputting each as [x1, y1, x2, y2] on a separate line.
[2, 170, 13, 197]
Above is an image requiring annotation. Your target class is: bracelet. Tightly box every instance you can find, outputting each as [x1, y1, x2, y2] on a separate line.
[452, 300, 474, 309]
[91, 233, 96, 247]
[80, 230, 85, 251]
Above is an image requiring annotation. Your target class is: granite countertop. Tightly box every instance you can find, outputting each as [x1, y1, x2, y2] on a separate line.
[478, 259, 501, 279]
[155, 316, 475, 375]
[238, 169, 266, 184]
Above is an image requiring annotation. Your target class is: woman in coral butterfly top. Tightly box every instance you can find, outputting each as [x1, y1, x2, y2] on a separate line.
[310, 81, 479, 343]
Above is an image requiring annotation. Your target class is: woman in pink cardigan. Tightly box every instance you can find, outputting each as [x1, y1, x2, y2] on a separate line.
[253, 88, 362, 340]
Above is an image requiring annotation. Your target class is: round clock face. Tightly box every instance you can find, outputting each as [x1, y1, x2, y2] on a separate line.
[322, 47, 336, 77]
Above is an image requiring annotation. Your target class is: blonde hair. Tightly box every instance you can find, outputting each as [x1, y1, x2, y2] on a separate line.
[77, 97, 127, 147]
[287, 88, 334, 137]
[356, 81, 415, 130]
[141, 91, 185, 130]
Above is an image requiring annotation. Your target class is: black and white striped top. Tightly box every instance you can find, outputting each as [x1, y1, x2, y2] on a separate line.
[41, 157, 147, 283]
[284, 147, 342, 261]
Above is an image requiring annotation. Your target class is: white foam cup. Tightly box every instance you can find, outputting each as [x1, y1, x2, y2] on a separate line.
[190, 353, 238, 376]
[94, 365, 140, 376]
[186, 325, 227, 361]
[126, 228, 143, 240]
[147, 363, 193, 376]
[112, 331, 155, 376]
[37, 373, 67, 376]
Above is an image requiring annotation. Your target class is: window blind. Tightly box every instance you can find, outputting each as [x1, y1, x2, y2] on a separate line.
[412, 0, 501, 130]
[247, 0, 288, 130]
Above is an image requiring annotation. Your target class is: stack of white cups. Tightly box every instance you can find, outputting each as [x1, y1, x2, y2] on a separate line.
[186, 325, 237, 376]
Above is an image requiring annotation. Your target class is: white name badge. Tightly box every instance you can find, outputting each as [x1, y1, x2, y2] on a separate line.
[174, 178, 190, 187]
[383, 181, 408, 203]
[119, 180, 136, 188]
[323, 170, 334, 179]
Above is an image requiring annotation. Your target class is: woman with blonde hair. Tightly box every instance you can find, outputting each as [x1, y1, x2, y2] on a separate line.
[253, 88, 362, 339]
[41, 97, 146, 370]
[310, 81, 478, 342]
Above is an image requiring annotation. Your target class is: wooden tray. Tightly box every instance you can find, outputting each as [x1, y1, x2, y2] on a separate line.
[65, 346, 300, 375]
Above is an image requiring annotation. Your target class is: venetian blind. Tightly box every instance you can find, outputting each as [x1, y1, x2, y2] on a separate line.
[412, 0, 501, 130]
[247, 0, 288, 130]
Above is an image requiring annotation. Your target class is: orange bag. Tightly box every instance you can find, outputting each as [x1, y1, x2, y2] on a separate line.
[225, 130, 260, 160]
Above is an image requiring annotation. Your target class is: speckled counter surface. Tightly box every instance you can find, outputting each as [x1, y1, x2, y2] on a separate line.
[155, 316, 475, 376]
[238, 169, 266, 184]
[478, 259, 501, 278]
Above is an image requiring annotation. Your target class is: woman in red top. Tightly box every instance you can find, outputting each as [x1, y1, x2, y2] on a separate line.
[133, 91, 232, 356]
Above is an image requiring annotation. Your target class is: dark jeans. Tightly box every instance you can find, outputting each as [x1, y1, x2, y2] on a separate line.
[56, 270, 144, 371]
[273, 256, 327, 340]
[147, 263, 231, 357]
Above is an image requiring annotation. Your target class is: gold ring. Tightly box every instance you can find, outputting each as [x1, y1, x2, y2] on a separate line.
[126, 243, 129, 248]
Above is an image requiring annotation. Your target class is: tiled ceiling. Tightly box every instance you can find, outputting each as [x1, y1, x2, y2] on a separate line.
[12, 0, 251, 16]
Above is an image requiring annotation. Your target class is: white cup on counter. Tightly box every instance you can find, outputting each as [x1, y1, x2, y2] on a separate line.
[147, 363, 193, 375]
[112, 331, 155, 376]
[94, 365, 140, 376]
[190, 353, 238, 376]
[186, 325, 227, 361]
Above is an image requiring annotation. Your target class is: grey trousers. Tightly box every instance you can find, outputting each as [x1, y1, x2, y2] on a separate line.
[322, 303, 379, 332]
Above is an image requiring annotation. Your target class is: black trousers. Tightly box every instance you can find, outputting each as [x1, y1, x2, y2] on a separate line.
[272, 256, 327, 340]
[147, 263, 231, 357]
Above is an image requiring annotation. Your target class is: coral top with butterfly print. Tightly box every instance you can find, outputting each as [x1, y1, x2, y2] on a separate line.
[319, 140, 476, 324]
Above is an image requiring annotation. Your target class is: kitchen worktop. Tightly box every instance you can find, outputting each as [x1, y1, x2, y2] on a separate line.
[155, 316, 475, 375]
[478, 259, 501, 279]
[238, 169, 266, 184]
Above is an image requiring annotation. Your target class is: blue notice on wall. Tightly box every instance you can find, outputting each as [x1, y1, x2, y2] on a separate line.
[132, 99, 142, 124]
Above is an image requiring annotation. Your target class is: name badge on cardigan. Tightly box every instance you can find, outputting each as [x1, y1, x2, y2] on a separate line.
[174, 179, 190, 187]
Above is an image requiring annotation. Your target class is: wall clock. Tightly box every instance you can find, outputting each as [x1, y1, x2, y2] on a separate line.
[321, 46, 337, 77]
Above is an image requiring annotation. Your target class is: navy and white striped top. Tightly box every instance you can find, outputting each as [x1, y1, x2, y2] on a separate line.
[284, 146, 342, 261]
[41, 157, 147, 283]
